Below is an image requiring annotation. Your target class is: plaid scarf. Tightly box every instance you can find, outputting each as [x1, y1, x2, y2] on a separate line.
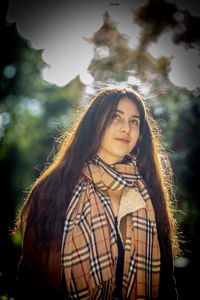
[62, 155, 161, 299]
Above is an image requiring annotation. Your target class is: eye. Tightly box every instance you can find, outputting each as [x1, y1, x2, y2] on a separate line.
[131, 119, 140, 126]
[112, 113, 120, 120]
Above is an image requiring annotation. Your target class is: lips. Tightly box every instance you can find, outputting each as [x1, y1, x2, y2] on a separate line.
[115, 137, 130, 144]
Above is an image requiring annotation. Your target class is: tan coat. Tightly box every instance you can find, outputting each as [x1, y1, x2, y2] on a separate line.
[17, 223, 177, 299]
[16, 187, 177, 299]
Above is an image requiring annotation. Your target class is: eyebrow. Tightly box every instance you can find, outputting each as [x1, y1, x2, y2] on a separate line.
[114, 109, 141, 119]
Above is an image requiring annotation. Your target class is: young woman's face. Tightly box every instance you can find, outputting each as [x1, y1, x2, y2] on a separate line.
[97, 97, 140, 164]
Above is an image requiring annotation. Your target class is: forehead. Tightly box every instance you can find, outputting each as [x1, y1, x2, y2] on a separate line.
[116, 97, 140, 116]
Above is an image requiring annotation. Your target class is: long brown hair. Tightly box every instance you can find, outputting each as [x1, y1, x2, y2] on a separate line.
[18, 87, 179, 259]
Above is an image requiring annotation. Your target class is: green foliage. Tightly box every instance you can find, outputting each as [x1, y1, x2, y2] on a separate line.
[0, 296, 8, 300]
[0, 34, 82, 202]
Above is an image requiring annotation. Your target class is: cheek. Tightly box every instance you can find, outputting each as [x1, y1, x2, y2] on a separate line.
[130, 129, 140, 145]
[103, 123, 115, 139]
[136, 128, 140, 140]
[100, 128, 112, 148]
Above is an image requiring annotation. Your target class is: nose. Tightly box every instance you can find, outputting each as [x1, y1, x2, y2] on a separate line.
[120, 120, 131, 133]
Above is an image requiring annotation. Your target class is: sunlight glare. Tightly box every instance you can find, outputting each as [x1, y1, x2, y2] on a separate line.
[41, 39, 94, 87]
[147, 30, 200, 90]
[79, 71, 94, 85]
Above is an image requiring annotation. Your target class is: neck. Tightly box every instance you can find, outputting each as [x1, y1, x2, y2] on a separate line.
[96, 153, 124, 166]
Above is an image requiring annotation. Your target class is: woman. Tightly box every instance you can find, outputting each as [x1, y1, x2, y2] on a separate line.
[15, 86, 179, 299]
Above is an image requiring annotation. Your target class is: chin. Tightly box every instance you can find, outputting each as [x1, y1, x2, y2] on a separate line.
[114, 153, 128, 161]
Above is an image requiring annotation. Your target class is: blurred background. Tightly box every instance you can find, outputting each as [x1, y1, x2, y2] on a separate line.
[0, 0, 199, 299]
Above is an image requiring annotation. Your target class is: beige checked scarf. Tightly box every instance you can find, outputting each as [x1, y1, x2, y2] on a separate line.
[62, 155, 161, 299]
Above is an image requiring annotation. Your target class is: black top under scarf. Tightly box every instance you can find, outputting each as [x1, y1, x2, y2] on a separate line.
[112, 217, 124, 299]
